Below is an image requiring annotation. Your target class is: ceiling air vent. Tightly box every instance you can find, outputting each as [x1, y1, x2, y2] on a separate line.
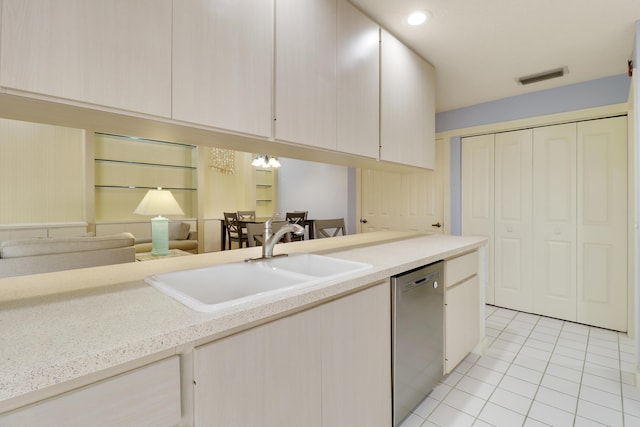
[517, 67, 567, 85]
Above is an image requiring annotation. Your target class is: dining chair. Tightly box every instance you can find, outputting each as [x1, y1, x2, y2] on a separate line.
[236, 210, 256, 221]
[246, 221, 290, 247]
[285, 211, 308, 241]
[314, 218, 346, 238]
[223, 212, 247, 249]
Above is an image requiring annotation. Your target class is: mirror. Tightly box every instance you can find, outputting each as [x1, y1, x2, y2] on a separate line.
[0, 117, 354, 278]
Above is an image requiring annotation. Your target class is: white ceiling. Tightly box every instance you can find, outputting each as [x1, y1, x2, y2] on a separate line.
[350, 0, 640, 112]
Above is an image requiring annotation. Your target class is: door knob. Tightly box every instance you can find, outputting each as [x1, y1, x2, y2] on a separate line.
[360, 218, 368, 224]
[431, 222, 442, 228]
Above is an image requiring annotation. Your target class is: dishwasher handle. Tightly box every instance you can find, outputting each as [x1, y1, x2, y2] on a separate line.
[402, 278, 439, 292]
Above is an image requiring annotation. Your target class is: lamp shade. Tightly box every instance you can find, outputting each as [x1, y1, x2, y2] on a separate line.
[134, 188, 184, 216]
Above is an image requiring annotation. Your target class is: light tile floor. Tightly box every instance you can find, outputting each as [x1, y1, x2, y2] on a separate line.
[400, 305, 640, 427]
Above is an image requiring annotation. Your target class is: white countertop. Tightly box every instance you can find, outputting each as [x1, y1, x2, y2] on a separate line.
[0, 232, 486, 411]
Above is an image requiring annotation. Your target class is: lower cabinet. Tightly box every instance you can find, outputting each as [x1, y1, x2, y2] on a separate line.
[321, 281, 391, 426]
[444, 251, 481, 373]
[193, 281, 391, 427]
[0, 357, 181, 427]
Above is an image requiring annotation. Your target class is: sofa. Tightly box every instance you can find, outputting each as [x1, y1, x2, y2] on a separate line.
[0, 232, 136, 278]
[133, 222, 198, 254]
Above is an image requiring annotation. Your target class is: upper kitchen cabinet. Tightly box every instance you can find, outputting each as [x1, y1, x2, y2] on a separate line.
[0, 0, 172, 118]
[380, 30, 436, 169]
[172, 0, 273, 138]
[275, 0, 337, 150]
[336, 0, 380, 159]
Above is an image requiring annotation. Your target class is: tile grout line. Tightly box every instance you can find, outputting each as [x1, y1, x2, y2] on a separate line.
[471, 310, 542, 426]
[415, 309, 502, 426]
[619, 331, 626, 427]
[411, 306, 633, 427]
[520, 316, 562, 426]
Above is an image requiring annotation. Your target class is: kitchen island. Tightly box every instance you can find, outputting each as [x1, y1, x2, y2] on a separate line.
[0, 231, 486, 426]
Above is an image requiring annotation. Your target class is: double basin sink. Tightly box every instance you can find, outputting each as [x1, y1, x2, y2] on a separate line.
[145, 253, 372, 312]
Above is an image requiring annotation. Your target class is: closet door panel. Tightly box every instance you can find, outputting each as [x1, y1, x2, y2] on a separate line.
[494, 129, 533, 311]
[461, 134, 495, 304]
[577, 116, 627, 331]
[532, 123, 577, 321]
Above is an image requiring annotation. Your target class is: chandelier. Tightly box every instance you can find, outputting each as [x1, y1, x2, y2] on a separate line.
[251, 154, 281, 168]
[208, 147, 235, 174]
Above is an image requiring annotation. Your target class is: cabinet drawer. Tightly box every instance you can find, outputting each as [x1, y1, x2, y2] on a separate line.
[444, 250, 479, 287]
[1, 357, 181, 427]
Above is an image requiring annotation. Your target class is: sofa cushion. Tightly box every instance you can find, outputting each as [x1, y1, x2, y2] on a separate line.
[134, 239, 198, 254]
[0, 232, 135, 259]
[168, 222, 191, 240]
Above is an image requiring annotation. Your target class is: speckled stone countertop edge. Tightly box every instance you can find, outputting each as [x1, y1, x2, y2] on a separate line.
[0, 233, 487, 410]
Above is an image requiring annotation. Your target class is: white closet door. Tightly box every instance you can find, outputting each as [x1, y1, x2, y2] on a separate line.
[494, 129, 533, 312]
[533, 123, 577, 321]
[577, 116, 627, 330]
[462, 134, 495, 304]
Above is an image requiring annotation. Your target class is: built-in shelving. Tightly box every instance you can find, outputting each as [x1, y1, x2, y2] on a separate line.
[254, 167, 276, 217]
[94, 133, 197, 221]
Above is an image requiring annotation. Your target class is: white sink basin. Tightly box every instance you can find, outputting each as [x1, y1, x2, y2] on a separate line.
[253, 253, 371, 278]
[145, 253, 371, 312]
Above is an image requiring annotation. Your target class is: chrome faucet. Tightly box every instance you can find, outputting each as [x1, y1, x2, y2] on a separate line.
[262, 217, 304, 259]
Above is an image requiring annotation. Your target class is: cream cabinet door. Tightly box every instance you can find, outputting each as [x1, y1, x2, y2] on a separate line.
[577, 116, 627, 330]
[532, 123, 577, 321]
[0, 0, 172, 118]
[462, 134, 495, 304]
[494, 129, 533, 312]
[193, 282, 391, 427]
[275, 0, 337, 150]
[380, 30, 436, 169]
[445, 275, 480, 373]
[193, 310, 322, 427]
[321, 282, 391, 426]
[0, 357, 181, 427]
[172, 0, 273, 138]
[336, 0, 380, 158]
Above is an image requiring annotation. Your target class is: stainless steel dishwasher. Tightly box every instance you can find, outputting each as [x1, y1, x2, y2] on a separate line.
[391, 261, 444, 427]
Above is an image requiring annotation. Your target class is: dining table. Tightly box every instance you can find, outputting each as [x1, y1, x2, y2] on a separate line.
[220, 216, 315, 251]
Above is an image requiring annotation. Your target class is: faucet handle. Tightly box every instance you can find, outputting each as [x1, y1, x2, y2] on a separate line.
[265, 212, 279, 228]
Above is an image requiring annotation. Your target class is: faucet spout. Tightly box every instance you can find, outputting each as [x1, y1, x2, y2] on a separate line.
[262, 219, 304, 258]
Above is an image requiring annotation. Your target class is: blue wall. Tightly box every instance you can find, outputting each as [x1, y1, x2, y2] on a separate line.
[436, 74, 630, 133]
[439, 73, 632, 235]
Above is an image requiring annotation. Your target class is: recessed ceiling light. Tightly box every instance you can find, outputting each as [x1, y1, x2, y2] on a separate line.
[407, 10, 431, 26]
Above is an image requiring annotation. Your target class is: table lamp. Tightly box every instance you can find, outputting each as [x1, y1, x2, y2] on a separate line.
[134, 187, 184, 256]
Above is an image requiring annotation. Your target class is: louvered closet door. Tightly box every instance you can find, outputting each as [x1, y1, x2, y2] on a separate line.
[532, 123, 577, 321]
[494, 129, 533, 312]
[577, 117, 627, 331]
[462, 134, 495, 304]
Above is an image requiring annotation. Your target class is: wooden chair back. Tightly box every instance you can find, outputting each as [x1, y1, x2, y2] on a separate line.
[223, 212, 246, 249]
[247, 221, 290, 247]
[237, 210, 256, 221]
[285, 211, 308, 241]
[285, 211, 307, 224]
[314, 218, 346, 238]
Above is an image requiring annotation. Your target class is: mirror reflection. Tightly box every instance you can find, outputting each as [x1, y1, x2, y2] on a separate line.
[0, 118, 354, 278]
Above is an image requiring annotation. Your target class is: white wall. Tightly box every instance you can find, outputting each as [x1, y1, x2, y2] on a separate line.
[276, 158, 352, 233]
